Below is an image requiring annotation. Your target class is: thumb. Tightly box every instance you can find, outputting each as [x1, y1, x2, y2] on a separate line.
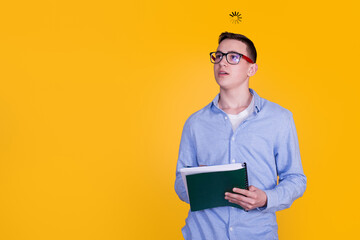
[248, 185, 257, 191]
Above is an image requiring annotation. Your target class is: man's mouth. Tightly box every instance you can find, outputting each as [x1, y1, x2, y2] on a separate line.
[219, 71, 229, 75]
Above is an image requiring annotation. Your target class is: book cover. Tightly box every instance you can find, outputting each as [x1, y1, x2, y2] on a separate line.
[181, 163, 248, 211]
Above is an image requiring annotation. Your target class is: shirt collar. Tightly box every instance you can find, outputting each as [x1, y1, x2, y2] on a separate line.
[249, 88, 261, 114]
[211, 88, 261, 114]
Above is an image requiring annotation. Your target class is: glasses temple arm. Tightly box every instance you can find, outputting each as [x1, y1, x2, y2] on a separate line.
[241, 55, 254, 64]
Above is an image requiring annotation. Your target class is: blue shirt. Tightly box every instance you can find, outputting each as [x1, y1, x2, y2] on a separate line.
[174, 89, 306, 240]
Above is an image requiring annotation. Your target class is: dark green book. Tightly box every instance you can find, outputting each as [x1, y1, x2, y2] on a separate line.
[180, 163, 248, 212]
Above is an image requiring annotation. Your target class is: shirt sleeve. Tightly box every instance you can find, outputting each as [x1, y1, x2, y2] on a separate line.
[260, 111, 307, 213]
[174, 118, 198, 204]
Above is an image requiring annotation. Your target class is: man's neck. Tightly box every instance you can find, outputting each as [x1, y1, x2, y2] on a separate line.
[218, 86, 252, 115]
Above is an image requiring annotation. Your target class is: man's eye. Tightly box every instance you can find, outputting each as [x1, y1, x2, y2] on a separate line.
[230, 54, 240, 61]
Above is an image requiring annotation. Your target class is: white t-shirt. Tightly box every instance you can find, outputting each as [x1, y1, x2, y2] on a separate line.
[216, 94, 255, 132]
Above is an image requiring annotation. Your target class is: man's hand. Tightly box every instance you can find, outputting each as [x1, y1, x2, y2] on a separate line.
[225, 185, 267, 211]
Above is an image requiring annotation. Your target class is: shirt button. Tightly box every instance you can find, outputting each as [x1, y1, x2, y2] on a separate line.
[232, 137, 235, 141]
[225, 116, 228, 120]
[232, 159, 236, 163]
[230, 227, 233, 231]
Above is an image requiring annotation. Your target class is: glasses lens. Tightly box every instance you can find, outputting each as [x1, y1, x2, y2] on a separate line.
[227, 53, 241, 64]
[210, 52, 223, 63]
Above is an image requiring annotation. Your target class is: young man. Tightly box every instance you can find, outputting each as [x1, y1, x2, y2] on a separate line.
[174, 32, 306, 239]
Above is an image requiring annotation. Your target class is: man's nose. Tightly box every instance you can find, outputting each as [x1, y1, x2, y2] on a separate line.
[219, 56, 228, 66]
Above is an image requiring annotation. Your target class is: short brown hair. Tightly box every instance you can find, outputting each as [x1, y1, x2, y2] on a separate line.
[218, 32, 257, 63]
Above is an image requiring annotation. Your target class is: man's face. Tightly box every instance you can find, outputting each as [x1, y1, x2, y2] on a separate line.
[214, 39, 256, 90]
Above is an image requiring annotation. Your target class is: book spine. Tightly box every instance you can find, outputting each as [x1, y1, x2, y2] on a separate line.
[243, 162, 249, 190]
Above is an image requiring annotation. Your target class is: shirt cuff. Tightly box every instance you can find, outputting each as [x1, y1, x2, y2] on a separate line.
[257, 189, 278, 212]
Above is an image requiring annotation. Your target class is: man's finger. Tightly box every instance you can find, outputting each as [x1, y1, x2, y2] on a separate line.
[248, 185, 257, 191]
[232, 188, 256, 198]
[225, 193, 256, 205]
[225, 192, 243, 200]
[225, 193, 246, 202]
[227, 198, 253, 211]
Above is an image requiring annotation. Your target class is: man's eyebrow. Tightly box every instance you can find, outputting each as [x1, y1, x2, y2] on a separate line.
[217, 49, 239, 52]
[217, 50, 242, 54]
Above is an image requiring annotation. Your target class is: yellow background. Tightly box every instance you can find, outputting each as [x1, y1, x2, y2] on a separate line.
[0, 0, 359, 239]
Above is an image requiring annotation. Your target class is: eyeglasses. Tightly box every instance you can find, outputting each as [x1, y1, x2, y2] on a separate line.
[210, 51, 254, 65]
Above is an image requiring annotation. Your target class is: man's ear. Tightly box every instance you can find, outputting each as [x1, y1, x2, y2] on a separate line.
[248, 63, 258, 77]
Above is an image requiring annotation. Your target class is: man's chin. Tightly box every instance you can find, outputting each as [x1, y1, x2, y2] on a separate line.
[217, 83, 234, 91]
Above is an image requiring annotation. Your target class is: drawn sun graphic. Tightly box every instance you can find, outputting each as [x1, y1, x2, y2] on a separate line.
[229, 11, 242, 24]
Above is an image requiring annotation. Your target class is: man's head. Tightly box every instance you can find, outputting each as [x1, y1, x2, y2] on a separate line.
[212, 32, 258, 91]
[218, 32, 257, 63]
